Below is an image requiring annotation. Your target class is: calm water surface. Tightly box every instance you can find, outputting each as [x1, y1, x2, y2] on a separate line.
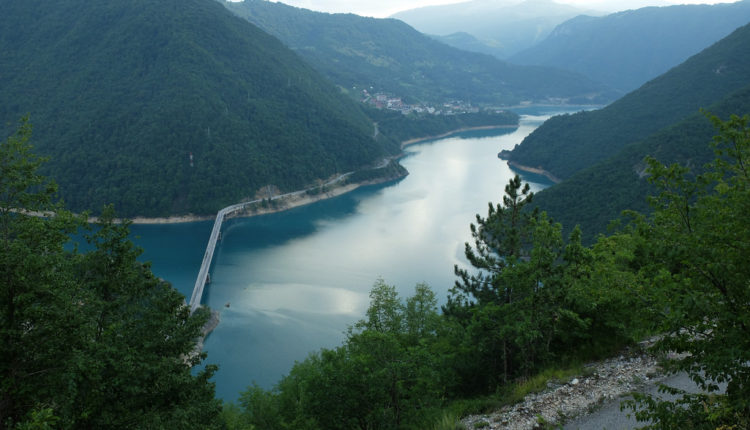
[129, 108, 584, 401]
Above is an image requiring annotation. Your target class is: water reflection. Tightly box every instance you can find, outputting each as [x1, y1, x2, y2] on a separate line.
[127, 109, 594, 400]
[241, 283, 365, 315]
[199, 116, 560, 400]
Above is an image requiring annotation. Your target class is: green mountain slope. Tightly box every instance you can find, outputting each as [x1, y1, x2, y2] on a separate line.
[504, 22, 750, 182]
[510, 2, 750, 92]
[0, 0, 398, 217]
[222, 0, 617, 106]
[530, 85, 750, 243]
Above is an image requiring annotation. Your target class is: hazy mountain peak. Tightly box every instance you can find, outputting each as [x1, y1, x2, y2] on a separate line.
[510, 0, 750, 92]
[507, 20, 750, 181]
[391, 0, 603, 57]
[224, 0, 616, 106]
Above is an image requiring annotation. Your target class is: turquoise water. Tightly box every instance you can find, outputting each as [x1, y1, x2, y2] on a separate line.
[129, 108, 582, 401]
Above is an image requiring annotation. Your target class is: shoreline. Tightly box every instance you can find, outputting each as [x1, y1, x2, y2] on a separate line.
[126, 123, 517, 225]
[126, 176, 402, 226]
[224, 178, 397, 221]
[506, 160, 561, 184]
[400, 124, 518, 148]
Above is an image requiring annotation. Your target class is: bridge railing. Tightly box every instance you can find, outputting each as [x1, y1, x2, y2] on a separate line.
[188, 170, 358, 313]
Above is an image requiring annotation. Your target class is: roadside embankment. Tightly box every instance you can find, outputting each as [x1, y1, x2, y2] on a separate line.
[461, 343, 663, 429]
[505, 161, 562, 184]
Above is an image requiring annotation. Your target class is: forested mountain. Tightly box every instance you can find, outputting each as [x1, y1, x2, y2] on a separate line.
[510, 1, 750, 92]
[391, 0, 600, 59]
[222, 0, 617, 106]
[503, 22, 750, 182]
[531, 85, 750, 242]
[0, 0, 399, 217]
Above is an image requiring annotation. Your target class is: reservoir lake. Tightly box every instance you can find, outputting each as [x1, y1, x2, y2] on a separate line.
[129, 107, 582, 401]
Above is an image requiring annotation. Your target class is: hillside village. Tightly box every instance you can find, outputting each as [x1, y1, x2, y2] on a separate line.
[360, 88, 483, 115]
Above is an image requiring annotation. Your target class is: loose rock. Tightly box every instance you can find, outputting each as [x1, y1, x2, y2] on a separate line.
[460, 347, 663, 429]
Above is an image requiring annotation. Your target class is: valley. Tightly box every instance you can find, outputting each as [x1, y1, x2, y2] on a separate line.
[1, 0, 749, 428]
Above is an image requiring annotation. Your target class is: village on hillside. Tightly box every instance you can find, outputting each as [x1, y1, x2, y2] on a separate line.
[360, 88, 486, 115]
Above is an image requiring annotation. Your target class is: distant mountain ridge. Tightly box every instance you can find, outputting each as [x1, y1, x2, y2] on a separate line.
[223, 0, 617, 106]
[392, 0, 602, 58]
[0, 0, 397, 217]
[428, 32, 502, 58]
[531, 84, 750, 243]
[508, 23, 750, 241]
[504, 21, 750, 182]
[510, 1, 750, 92]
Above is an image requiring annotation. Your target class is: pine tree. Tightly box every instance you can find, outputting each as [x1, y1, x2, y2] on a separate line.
[0, 118, 222, 428]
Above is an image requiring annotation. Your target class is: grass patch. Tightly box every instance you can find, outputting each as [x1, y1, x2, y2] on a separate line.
[430, 411, 467, 430]
[444, 396, 505, 418]
[500, 364, 586, 405]
[440, 362, 587, 426]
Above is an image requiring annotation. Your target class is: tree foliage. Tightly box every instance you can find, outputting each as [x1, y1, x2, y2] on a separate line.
[623, 114, 750, 427]
[0, 118, 221, 428]
[443, 175, 643, 393]
[449, 175, 538, 310]
[232, 280, 449, 430]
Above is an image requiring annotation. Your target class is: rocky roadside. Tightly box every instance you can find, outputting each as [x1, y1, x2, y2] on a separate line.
[460, 345, 664, 430]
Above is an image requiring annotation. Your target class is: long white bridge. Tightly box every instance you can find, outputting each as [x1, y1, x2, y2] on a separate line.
[188, 172, 356, 313]
[188, 202, 240, 313]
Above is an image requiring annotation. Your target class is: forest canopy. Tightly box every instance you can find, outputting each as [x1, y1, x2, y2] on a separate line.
[225, 115, 750, 429]
[0, 118, 223, 428]
[3, 110, 748, 428]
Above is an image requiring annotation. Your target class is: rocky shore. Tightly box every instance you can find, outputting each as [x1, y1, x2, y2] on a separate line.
[461, 345, 663, 429]
[184, 308, 221, 365]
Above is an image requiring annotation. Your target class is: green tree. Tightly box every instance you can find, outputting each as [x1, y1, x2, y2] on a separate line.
[558, 228, 648, 355]
[443, 175, 637, 393]
[0, 118, 222, 428]
[625, 114, 750, 428]
[447, 213, 573, 390]
[236, 280, 447, 430]
[67, 207, 222, 428]
[0, 117, 83, 426]
[446, 176, 568, 390]
[448, 174, 537, 312]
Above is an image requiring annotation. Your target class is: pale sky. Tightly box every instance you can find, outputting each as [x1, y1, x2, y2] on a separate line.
[232, 0, 739, 18]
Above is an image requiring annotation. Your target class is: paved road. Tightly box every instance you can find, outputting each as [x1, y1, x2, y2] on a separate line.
[563, 372, 716, 429]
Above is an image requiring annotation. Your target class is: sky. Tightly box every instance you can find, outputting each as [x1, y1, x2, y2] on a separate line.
[232, 0, 739, 18]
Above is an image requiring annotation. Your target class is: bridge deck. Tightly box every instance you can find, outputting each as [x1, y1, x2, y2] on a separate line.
[187, 170, 357, 313]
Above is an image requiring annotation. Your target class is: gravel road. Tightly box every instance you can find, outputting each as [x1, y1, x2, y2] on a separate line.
[563, 372, 714, 429]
